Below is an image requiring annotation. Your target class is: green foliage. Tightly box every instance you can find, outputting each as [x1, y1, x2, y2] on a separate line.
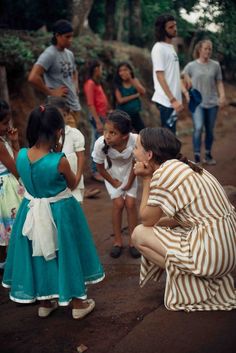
[0, 33, 34, 72]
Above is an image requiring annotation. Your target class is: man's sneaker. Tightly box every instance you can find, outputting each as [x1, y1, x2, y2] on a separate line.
[203, 153, 216, 165]
[194, 154, 201, 164]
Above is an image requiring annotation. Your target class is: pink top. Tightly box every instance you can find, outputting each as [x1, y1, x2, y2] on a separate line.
[84, 79, 108, 117]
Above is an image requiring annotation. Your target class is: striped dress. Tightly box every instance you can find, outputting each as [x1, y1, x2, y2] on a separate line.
[140, 159, 236, 311]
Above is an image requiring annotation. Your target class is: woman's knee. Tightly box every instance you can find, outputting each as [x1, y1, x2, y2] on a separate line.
[131, 224, 146, 246]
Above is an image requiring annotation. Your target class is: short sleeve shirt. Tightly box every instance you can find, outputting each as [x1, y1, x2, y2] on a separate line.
[151, 42, 182, 107]
[183, 59, 222, 108]
[36, 45, 81, 111]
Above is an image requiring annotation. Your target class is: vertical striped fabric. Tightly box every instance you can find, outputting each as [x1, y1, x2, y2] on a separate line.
[140, 159, 236, 311]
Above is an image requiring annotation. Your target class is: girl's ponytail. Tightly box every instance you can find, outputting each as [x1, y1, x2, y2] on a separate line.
[102, 139, 112, 169]
[176, 153, 203, 174]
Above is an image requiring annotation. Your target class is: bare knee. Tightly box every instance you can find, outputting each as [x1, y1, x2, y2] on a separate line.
[131, 224, 146, 247]
[113, 197, 125, 211]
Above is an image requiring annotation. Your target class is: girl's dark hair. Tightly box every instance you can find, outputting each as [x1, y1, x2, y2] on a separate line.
[155, 14, 175, 42]
[87, 60, 101, 79]
[114, 62, 135, 88]
[0, 99, 10, 121]
[140, 127, 203, 174]
[51, 19, 73, 45]
[26, 105, 65, 148]
[102, 110, 132, 169]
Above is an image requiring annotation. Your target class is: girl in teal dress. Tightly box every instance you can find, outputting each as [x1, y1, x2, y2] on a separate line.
[2, 105, 104, 319]
[114, 62, 146, 133]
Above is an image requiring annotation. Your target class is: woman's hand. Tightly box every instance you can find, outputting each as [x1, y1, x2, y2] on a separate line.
[218, 96, 226, 108]
[133, 161, 153, 178]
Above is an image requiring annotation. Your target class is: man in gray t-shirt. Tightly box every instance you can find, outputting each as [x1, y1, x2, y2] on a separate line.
[28, 19, 80, 127]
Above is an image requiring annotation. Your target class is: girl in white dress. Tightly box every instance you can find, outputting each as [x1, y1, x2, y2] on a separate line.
[92, 110, 140, 258]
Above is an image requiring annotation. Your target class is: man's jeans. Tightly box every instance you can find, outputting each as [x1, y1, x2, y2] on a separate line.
[192, 105, 218, 155]
[156, 103, 177, 134]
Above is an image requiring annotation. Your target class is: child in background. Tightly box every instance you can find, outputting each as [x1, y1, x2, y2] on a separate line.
[114, 62, 146, 133]
[46, 96, 101, 201]
[0, 100, 23, 269]
[92, 110, 140, 259]
[84, 60, 109, 182]
[3, 105, 104, 319]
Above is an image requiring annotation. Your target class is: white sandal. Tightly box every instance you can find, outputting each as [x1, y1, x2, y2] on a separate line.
[72, 299, 95, 319]
[38, 301, 58, 318]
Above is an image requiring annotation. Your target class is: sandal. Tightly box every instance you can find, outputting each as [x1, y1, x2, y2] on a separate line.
[110, 245, 122, 258]
[84, 188, 101, 199]
[129, 246, 141, 259]
[38, 301, 58, 318]
[72, 299, 95, 319]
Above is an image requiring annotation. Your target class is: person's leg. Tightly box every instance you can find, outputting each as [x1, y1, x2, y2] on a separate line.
[203, 106, 218, 164]
[112, 197, 125, 247]
[124, 196, 138, 246]
[156, 103, 176, 134]
[132, 224, 166, 268]
[192, 105, 204, 163]
[89, 116, 103, 181]
[125, 196, 140, 258]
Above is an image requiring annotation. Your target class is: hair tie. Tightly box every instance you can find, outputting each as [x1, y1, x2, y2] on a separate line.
[39, 105, 45, 112]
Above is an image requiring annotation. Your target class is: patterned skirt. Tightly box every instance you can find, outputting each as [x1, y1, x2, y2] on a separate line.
[0, 172, 24, 246]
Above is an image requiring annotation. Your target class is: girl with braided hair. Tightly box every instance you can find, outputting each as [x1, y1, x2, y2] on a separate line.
[92, 110, 140, 258]
[132, 127, 236, 312]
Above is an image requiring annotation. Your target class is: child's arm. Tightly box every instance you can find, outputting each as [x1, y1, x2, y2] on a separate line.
[115, 88, 140, 105]
[7, 127, 20, 160]
[96, 163, 122, 188]
[131, 78, 146, 95]
[58, 157, 76, 190]
[0, 140, 19, 179]
[75, 151, 85, 187]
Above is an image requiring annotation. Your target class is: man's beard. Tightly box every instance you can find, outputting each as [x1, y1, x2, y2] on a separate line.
[165, 31, 176, 39]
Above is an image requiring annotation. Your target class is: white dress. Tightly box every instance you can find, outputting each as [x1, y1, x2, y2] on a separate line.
[62, 125, 85, 202]
[92, 133, 138, 199]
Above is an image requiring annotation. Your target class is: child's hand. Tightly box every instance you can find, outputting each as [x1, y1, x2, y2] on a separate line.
[122, 181, 133, 191]
[7, 127, 18, 142]
[112, 179, 122, 188]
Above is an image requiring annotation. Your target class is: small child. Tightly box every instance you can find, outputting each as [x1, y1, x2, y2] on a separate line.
[92, 110, 140, 258]
[46, 96, 100, 201]
[114, 62, 146, 133]
[0, 99, 23, 268]
[2, 105, 104, 319]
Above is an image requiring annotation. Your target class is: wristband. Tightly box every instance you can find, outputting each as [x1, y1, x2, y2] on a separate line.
[170, 97, 176, 103]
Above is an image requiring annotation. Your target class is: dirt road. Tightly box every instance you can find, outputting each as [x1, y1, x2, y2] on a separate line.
[0, 100, 236, 353]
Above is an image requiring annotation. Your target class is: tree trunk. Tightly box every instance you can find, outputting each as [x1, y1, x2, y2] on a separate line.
[0, 65, 10, 104]
[72, 0, 94, 36]
[117, 0, 126, 42]
[128, 0, 142, 46]
[104, 0, 117, 40]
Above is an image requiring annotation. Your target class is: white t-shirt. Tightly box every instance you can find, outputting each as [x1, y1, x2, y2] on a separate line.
[92, 133, 138, 200]
[151, 42, 182, 107]
[62, 125, 85, 202]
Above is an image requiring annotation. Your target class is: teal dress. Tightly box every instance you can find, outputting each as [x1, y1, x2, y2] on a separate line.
[2, 148, 104, 305]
